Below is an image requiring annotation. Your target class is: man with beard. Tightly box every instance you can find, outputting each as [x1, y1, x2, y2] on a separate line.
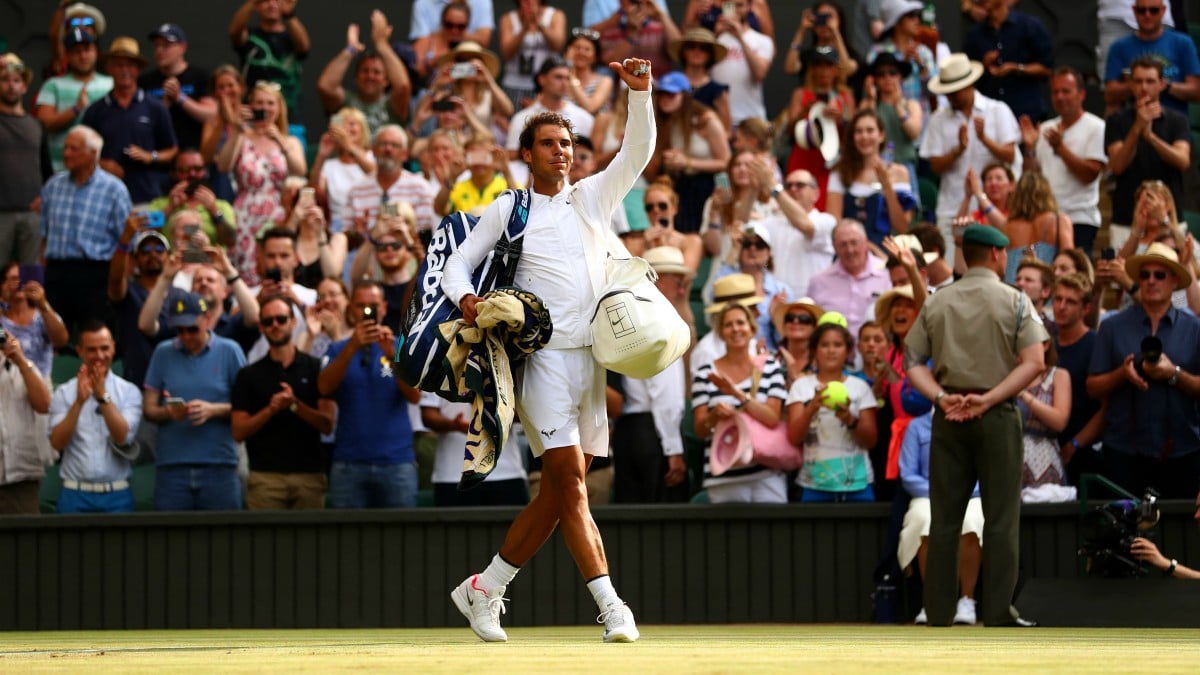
[0, 53, 52, 265]
[347, 124, 437, 243]
[35, 28, 114, 172]
[81, 37, 178, 203]
[231, 295, 333, 509]
[109, 224, 188, 388]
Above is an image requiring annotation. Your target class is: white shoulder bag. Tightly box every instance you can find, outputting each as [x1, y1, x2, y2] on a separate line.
[590, 256, 690, 379]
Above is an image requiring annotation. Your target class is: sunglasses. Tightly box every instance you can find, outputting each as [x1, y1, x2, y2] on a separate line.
[375, 240, 405, 251]
[1134, 6, 1162, 15]
[740, 239, 769, 250]
[784, 313, 816, 325]
[785, 181, 815, 190]
[683, 43, 711, 51]
[1139, 269, 1169, 281]
[876, 69, 902, 77]
[644, 202, 670, 213]
[260, 314, 290, 327]
[68, 17, 96, 27]
[443, 21, 468, 30]
[137, 243, 167, 254]
[177, 325, 202, 334]
[571, 27, 600, 41]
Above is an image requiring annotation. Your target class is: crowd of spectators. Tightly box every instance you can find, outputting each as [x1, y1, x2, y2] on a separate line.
[1, 0, 1199, 575]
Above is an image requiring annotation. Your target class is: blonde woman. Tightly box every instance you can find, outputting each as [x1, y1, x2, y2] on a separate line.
[216, 81, 307, 284]
[1002, 170, 1072, 283]
[310, 107, 376, 233]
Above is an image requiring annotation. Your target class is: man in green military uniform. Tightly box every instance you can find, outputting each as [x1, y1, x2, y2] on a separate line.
[904, 224, 1048, 627]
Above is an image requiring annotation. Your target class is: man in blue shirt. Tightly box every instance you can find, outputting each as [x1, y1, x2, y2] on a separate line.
[49, 321, 143, 513]
[1087, 244, 1200, 499]
[1104, 0, 1200, 115]
[143, 292, 246, 510]
[317, 280, 421, 508]
[962, 0, 1055, 122]
[81, 37, 177, 203]
[40, 124, 131, 336]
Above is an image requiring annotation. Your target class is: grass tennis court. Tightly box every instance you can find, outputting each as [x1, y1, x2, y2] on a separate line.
[2, 625, 1198, 673]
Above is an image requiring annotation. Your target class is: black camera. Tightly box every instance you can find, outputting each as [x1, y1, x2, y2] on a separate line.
[0, 327, 7, 347]
[251, 108, 267, 121]
[1135, 335, 1163, 377]
[265, 267, 283, 284]
[1079, 489, 1161, 577]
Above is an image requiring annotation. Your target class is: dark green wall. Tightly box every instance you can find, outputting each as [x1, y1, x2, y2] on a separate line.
[3, 502, 1197, 630]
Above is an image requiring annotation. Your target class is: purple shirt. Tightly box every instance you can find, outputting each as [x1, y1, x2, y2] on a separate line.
[806, 256, 891, 338]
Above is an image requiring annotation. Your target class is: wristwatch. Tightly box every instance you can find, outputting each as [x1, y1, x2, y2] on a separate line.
[1168, 365, 1181, 387]
[770, 183, 784, 198]
[94, 392, 112, 406]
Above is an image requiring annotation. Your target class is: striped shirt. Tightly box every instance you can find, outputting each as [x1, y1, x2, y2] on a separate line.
[692, 356, 788, 486]
[346, 171, 437, 233]
[40, 168, 131, 260]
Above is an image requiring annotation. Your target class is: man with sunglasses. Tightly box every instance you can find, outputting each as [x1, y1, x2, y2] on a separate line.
[143, 292, 247, 511]
[756, 167, 836, 299]
[109, 224, 189, 389]
[1104, 0, 1200, 115]
[231, 295, 333, 510]
[148, 150, 237, 249]
[1087, 244, 1200, 500]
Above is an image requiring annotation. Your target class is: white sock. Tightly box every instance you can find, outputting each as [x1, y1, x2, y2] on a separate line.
[478, 554, 520, 591]
[586, 575, 621, 609]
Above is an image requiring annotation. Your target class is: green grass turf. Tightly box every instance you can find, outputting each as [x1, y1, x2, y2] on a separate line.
[1, 625, 1198, 673]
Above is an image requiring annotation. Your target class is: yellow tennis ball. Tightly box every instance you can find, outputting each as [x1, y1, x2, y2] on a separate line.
[820, 381, 850, 410]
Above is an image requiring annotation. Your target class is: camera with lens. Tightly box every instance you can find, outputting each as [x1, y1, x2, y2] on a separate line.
[1134, 335, 1163, 376]
[0, 326, 7, 347]
[1078, 489, 1160, 577]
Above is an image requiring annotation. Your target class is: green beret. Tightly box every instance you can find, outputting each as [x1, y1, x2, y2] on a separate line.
[962, 224, 1009, 248]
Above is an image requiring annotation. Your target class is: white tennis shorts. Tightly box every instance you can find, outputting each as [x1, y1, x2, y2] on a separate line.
[518, 347, 610, 458]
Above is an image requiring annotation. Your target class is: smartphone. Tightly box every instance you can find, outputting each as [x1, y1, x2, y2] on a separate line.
[166, 397, 186, 408]
[265, 267, 283, 284]
[298, 186, 316, 210]
[431, 99, 456, 113]
[722, 1, 737, 20]
[251, 108, 267, 121]
[1101, 247, 1116, 261]
[380, 203, 400, 218]
[18, 263, 44, 287]
[714, 171, 730, 190]
[362, 304, 378, 324]
[181, 224, 207, 263]
[147, 211, 166, 229]
[185, 178, 204, 196]
[465, 150, 492, 166]
[450, 62, 475, 79]
[0, 327, 7, 347]
[814, 13, 829, 27]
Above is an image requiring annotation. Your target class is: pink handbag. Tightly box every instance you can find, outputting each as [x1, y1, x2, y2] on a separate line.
[709, 355, 803, 475]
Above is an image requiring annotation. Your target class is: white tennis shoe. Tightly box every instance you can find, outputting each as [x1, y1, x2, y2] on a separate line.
[598, 601, 639, 643]
[451, 574, 509, 642]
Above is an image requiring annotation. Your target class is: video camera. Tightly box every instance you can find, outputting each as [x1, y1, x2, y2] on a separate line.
[1078, 489, 1160, 577]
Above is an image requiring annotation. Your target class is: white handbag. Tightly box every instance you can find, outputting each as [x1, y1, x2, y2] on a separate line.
[590, 256, 690, 379]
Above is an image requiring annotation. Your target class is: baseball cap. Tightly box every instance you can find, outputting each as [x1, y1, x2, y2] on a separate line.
[148, 23, 187, 44]
[64, 27, 97, 47]
[657, 71, 693, 95]
[167, 292, 209, 328]
[132, 229, 170, 252]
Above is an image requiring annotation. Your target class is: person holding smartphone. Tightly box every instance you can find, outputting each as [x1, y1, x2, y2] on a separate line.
[1, 261, 69, 379]
[148, 150, 237, 249]
[316, 280, 422, 509]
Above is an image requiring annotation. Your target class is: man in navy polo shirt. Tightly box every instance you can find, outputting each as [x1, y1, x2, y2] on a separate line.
[962, 0, 1055, 122]
[81, 36, 177, 203]
[143, 291, 246, 510]
[317, 280, 421, 508]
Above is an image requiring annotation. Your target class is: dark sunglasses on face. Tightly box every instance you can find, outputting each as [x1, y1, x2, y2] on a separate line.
[644, 202, 670, 213]
[376, 240, 405, 251]
[137, 243, 166, 254]
[785, 313, 816, 325]
[740, 239, 769, 250]
[1140, 269, 1169, 281]
[443, 21, 467, 30]
[260, 314, 290, 327]
[177, 325, 202, 334]
[1134, 6, 1162, 15]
